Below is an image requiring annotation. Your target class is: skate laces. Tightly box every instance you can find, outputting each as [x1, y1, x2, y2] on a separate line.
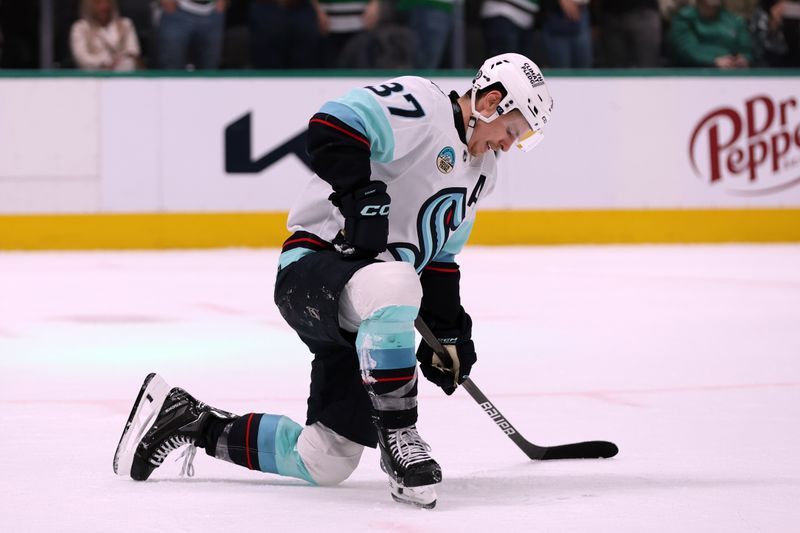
[176, 444, 197, 478]
[390, 426, 432, 466]
[151, 434, 196, 470]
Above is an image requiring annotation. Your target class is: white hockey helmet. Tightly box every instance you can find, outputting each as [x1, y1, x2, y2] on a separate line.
[470, 53, 553, 152]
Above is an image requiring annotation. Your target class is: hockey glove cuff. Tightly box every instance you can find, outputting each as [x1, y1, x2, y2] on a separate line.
[416, 314, 477, 395]
[330, 181, 391, 260]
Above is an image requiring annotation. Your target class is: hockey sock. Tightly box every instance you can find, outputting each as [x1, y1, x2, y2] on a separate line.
[202, 415, 233, 457]
[356, 305, 419, 429]
[209, 413, 315, 484]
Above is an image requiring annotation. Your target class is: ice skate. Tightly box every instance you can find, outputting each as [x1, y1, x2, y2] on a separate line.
[377, 425, 441, 507]
[388, 478, 437, 509]
[113, 373, 234, 481]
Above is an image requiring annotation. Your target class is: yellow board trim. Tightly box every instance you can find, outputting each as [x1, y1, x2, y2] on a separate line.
[0, 212, 290, 250]
[471, 208, 800, 245]
[0, 209, 799, 250]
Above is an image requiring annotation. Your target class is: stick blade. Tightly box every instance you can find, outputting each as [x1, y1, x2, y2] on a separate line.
[537, 440, 619, 460]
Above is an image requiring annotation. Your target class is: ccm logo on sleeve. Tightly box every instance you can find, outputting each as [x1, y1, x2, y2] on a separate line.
[360, 205, 391, 216]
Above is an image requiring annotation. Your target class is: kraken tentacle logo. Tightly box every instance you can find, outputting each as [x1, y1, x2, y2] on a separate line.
[388, 188, 466, 273]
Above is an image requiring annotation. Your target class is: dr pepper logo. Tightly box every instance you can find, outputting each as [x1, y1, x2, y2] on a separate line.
[689, 95, 800, 196]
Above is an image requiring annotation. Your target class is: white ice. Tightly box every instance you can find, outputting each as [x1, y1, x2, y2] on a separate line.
[1, 245, 799, 532]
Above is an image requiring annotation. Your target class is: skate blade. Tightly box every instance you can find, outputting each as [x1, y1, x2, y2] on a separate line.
[112, 373, 171, 477]
[388, 479, 437, 509]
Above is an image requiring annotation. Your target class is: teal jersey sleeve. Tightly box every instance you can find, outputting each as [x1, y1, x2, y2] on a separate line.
[319, 77, 436, 165]
[322, 90, 396, 163]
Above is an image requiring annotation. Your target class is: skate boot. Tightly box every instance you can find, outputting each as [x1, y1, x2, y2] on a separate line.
[378, 425, 441, 509]
[113, 373, 235, 481]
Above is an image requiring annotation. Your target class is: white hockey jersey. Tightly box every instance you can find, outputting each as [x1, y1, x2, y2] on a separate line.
[287, 76, 497, 272]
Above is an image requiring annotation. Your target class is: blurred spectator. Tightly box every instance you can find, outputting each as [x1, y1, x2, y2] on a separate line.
[669, 0, 753, 67]
[314, 0, 380, 67]
[397, 0, 454, 69]
[250, 0, 321, 68]
[599, 0, 662, 67]
[656, 0, 682, 19]
[337, 25, 416, 67]
[158, 0, 226, 69]
[70, 0, 141, 71]
[540, 0, 593, 67]
[722, 0, 758, 19]
[749, 0, 800, 65]
[480, 0, 540, 57]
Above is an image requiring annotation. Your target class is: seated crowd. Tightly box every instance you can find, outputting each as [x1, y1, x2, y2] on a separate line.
[2, 0, 799, 69]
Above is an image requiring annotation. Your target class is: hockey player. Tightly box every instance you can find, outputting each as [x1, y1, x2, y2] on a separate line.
[113, 53, 553, 508]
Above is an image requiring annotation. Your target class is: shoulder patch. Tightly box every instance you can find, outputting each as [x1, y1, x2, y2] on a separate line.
[436, 146, 456, 174]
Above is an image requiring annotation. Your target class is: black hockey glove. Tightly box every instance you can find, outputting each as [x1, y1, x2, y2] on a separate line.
[329, 181, 391, 260]
[416, 312, 476, 396]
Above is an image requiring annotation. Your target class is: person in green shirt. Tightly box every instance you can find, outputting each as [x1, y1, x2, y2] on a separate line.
[669, 0, 753, 67]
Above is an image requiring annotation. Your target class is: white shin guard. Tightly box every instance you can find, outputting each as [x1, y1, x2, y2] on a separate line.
[296, 422, 364, 486]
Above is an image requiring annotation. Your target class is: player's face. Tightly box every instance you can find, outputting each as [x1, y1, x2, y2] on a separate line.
[468, 111, 532, 157]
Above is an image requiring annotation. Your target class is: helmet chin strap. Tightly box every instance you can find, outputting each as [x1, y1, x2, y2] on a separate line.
[466, 91, 501, 153]
[466, 111, 499, 154]
[465, 115, 478, 144]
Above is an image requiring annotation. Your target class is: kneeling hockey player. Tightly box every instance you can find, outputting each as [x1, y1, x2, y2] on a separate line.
[114, 53, 554, 508]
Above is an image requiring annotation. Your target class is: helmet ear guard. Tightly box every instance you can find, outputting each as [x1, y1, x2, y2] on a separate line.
[469, 53, 554, 151]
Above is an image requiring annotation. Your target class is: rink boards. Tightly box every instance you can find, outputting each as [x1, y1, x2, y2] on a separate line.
[1, 72, 799, 248]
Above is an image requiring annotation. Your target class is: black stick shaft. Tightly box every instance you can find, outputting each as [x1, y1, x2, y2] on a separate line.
[414, 316, 618, 461]
[414, 317, 536, 450]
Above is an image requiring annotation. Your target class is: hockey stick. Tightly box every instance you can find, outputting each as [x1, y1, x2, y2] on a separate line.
[415, 316, 619, 460]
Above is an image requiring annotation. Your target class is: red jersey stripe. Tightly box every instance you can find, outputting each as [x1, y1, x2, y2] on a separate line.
[283, 237, 327, 248]
[424, 266, 459, 273]
[310, 118, 370, 147]
[244, 413, 254, 470]
[366, 375, 416, 383]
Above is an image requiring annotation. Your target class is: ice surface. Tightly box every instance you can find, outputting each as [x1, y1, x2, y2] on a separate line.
[1, 245, 799, 532]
